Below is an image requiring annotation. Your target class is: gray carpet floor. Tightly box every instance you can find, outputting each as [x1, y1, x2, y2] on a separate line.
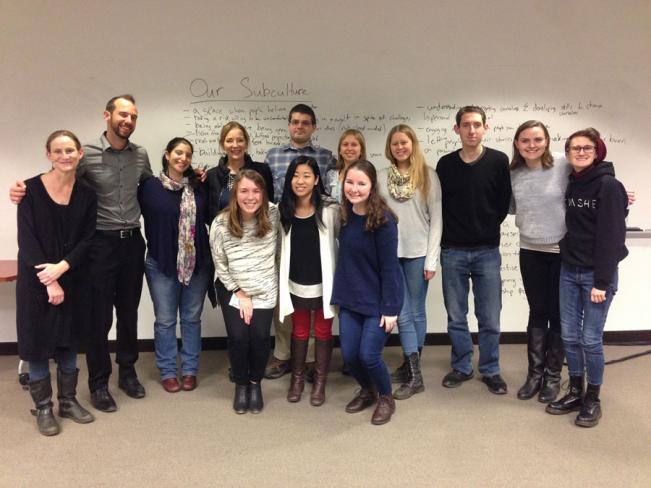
[1, 345, 650, 487]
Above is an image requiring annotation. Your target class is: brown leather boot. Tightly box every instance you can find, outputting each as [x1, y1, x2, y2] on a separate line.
[371, 394, 396, 425]
[287, 338, 308, 402]
[310, 339, 333, 406]
[345, 387, 378, 413]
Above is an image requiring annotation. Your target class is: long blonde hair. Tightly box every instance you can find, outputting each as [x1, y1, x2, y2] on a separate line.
[384, 124, 430, 199]
[336, 129, 367, 171]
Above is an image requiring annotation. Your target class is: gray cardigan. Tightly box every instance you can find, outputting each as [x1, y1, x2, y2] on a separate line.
[378, 166, 442, 271]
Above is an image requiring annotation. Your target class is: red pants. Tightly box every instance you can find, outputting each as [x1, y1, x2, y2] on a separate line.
[291, 308, 333, 341]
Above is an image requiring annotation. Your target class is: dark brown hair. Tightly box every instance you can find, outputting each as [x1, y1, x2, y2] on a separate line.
[340, 160, 397, 231]
[105, 94, 136, 113]
[510, 120, 554, 170]
[455, 105, 486, 126]
[46, 130, 81, 152]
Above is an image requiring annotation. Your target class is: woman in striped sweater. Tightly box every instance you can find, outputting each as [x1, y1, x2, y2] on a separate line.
[210, 170, 279, 414]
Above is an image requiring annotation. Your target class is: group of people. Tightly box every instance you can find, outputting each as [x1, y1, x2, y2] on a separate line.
[12, 95, 629, 436]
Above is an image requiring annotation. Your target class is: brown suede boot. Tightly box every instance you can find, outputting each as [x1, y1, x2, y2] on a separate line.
[371, 394, 396, 425]
[310, 339, 333, 406]
[287, 338, 308, 402]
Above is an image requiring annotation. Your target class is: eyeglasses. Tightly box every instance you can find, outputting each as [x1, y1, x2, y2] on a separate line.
[569, 145, 595, 154]
[290, 120, 313, 127]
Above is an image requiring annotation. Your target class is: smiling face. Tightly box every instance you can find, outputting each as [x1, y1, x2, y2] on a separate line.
[165, 142, 193, 181]
[291, 163, 318, 200]
[390, 131, 413, 164]
[454, 112, 487, 149]
[47, 136, 83, 175]
[236, 176, 263, 219]
[344, 167, 372, 213]
[339, 135, 363, 166]
[515, 126, 548, 165]
[566, 136, 597, 172]
[288, 112, 316, 147]
[223, 127, 248, 163]
[104, 97, 138, 142]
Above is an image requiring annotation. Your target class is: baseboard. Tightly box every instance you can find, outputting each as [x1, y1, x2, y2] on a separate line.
[2, 330, 650, 356]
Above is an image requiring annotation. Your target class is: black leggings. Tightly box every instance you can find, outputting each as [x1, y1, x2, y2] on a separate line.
[216, 280, 272, 385]
[519, 249, 561, 332]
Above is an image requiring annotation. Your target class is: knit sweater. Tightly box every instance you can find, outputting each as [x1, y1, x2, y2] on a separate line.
[559, 162, 628, 289]
[509, 153, 570, 249]
[436, 147, 511, 248]
[378, 166, 442, 271]
[209, 204, 279, 308]
[331, 210, 403, 317]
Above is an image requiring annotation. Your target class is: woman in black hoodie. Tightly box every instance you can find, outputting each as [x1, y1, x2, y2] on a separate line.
[545, 128, 628, 427]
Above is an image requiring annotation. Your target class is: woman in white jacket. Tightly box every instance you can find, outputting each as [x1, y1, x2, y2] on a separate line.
[278, 155, 340, 406]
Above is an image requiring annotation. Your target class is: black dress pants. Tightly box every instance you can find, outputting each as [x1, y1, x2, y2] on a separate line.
[216, 280, 272, 385]
[86, 230, 145, 392]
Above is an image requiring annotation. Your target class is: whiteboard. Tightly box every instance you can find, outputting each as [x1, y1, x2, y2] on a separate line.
[1, 0, 649, 341]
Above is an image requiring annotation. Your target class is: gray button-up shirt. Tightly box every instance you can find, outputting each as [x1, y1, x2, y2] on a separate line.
[78, 133, 152, 231]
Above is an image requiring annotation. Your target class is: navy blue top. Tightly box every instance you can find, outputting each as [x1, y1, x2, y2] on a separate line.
[138, 177, 212, 279]
[331, 210, 403, 317]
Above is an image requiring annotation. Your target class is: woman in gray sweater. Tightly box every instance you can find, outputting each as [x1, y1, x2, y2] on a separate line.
[510, 120, 571, 403]
[378, 124, 442, 400]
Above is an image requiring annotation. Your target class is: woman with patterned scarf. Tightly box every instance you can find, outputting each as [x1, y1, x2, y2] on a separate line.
[378, 124, 442, 400]
[139, 137, 215, 393]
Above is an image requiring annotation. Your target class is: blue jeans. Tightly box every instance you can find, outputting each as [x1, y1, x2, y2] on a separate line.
[338, 307, 391, 396]
[441, 247, 502, 376]
[397, 257, 429, 355]
[144, 255, 210, 380]
[559, 263, 618, 386]
[29, 348, 77, 382]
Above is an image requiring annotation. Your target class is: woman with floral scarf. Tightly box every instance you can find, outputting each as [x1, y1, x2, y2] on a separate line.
[139, 137, 215, 393]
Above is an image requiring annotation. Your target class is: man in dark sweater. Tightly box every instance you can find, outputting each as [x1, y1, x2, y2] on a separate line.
[435, 106, 511, 394]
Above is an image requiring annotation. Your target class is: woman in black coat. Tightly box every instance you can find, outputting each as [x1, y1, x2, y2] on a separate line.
[206, 121, 273, 223]
[17, 130, 97, 436]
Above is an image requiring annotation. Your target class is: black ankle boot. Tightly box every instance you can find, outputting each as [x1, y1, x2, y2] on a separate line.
[57, 369, 95, 424]
[391, 355, 409, 384]
[233, 384, 248, 414]
[393, 352, 424, 400]
[539, 330, 564, 403]
[575, 383, 602, 428]
[29, 375, 60, 436]
[517, 328, 545, 400]
[546, 375, 583, 415]
[249, 383, 264, 414]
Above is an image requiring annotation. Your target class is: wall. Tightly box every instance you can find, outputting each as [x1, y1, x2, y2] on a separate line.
[1, 0, 650, 342]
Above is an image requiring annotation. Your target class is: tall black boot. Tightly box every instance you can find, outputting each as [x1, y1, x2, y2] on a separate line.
[575, 383, 602, 428]
[517, 328, 546, 400]
[538, 330, 564, 403]
[57, 369, 95, 424]
[393, 352, 424, 400]
[29, 375, 60, 436]
[391, 355, 409, 384]
[545, 375, 583, 415]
